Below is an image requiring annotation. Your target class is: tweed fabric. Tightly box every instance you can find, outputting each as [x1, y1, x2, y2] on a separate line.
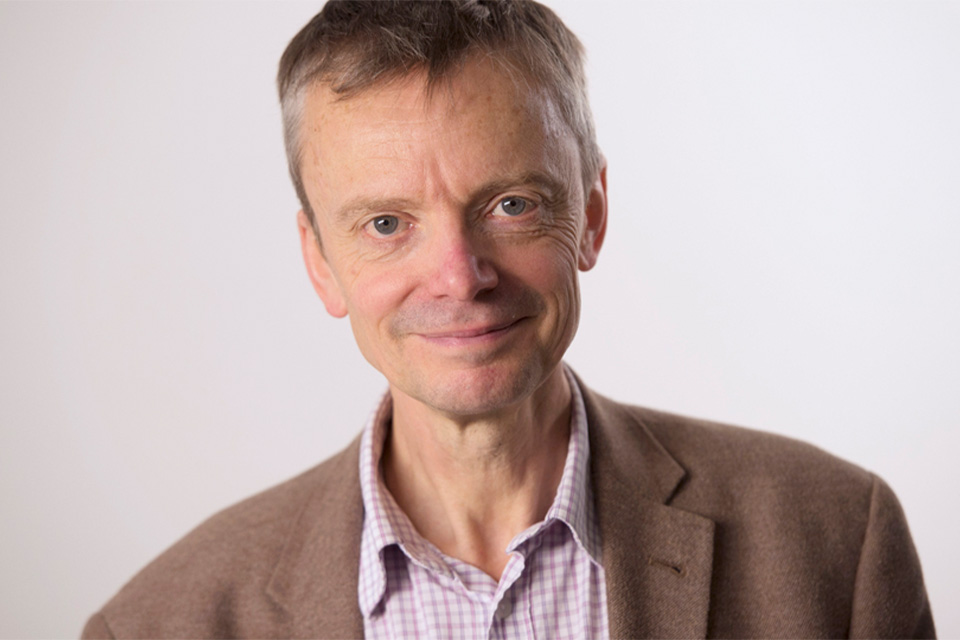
[357, 367, 608, 639]
[81, 375, 935, 639]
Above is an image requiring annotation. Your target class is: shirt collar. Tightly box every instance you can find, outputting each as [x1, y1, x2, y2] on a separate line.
[358, 395, 452, 617]
[356, 364, 601, 618]
[531, 365, 601, 562]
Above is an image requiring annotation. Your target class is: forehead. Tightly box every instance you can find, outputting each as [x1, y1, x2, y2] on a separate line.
[299, 58, 580, 207]
[308, 57, 566, 134]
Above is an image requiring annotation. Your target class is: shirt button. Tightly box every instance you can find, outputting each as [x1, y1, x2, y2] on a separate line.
[495, 597, 513, 620]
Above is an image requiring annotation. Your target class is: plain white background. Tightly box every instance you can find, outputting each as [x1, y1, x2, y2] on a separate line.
[1, 1, 957, 637]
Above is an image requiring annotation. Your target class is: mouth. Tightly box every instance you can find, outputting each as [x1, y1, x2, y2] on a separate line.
[416, 318, 526, 345]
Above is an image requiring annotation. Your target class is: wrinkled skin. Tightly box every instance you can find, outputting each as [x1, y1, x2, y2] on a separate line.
[298, 58, 606, 423]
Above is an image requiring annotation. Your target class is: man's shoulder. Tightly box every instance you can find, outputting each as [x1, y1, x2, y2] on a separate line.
[586, 388, 877, 511]
[636, 402, 871, 487]
[84, 436, 363, 639]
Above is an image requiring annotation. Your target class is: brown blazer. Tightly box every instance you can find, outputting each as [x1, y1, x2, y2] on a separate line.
[82, 382, 934, 638]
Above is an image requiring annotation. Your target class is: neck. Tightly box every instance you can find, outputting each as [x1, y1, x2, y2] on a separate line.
[382, 366, 572, 580]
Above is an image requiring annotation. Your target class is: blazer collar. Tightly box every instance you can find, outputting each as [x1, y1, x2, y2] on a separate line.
[579, 377, 716, 639]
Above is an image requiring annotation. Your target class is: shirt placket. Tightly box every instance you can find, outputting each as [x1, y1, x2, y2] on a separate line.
[487, 550, 526, 640]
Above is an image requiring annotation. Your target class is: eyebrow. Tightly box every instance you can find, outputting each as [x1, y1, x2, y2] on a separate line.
[332, 197, 419, 227]
[476, 171, 571, 204]
[331, 170, 571, 225]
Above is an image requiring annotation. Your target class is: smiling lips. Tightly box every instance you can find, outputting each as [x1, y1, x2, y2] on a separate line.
[417, 318, 526, 343]
[391, 287, 546, 345]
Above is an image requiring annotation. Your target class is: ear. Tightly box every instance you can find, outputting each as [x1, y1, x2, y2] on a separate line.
[578, 162, 608, 271]
[297, 210, 348, 318]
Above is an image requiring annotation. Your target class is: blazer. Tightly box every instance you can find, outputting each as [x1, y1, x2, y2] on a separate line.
[82, 381, 934, 638]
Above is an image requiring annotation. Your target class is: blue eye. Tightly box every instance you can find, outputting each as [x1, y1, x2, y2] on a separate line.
[371, 215, 400, 235]
[498, 197, 528, 216]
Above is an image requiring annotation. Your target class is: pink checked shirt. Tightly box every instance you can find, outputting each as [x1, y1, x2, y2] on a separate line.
[358, 366, 609, 639]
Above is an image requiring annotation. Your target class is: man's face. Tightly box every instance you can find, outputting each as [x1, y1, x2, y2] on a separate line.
[298, 58, 606, 418]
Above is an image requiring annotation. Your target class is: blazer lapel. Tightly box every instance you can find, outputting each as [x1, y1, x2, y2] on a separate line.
[261, 380, 715, 639]
[581, 381, 715, 639]
[265, 437, 366, 639]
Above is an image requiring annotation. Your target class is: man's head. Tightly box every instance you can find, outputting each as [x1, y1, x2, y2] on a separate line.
[280, 1, 607, 418]
[278, 0, 602, 229]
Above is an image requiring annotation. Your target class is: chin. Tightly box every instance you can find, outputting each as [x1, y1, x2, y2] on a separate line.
[406, 358, 548, 418]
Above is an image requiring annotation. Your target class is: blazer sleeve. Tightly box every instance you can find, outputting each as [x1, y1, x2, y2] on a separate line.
[848, 475, 935, 638]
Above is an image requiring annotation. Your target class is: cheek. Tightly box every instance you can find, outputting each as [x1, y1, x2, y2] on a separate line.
[345, 269, 409, 330]
[343, 266, 423, 366]
[503, 237, 582, 310]
[535, 236, 584, 332]
[329, 242, 401, 314]
[532, 224, 583, 289]
[343, 271, 411, 371]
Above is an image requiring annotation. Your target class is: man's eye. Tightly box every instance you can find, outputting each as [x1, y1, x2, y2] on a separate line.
[496, 197, 529, 217]
[370, 215, 400, 235]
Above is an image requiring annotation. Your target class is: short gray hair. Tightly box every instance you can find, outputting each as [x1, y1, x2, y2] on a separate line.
[278, 0, 601, 224]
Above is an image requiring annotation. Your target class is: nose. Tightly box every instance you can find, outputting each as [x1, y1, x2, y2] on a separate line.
[425, 222, 498, 300]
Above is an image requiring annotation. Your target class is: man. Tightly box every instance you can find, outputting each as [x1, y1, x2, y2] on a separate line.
[83, 1, 934, 638]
